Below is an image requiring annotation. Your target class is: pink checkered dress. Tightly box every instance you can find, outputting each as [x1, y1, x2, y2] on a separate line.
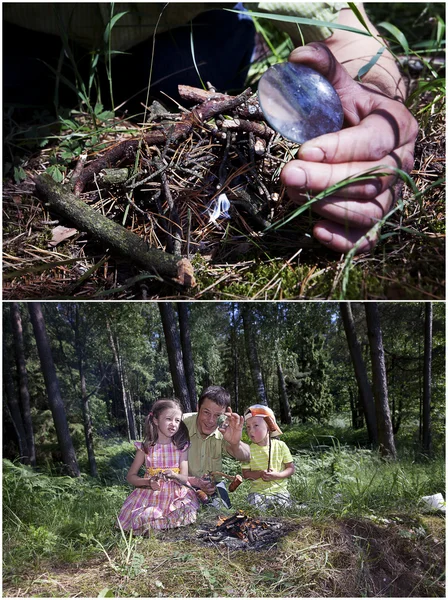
[117, 442, 199, 533]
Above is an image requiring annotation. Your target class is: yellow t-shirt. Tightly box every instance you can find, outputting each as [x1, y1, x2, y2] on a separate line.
[241, 438, 293, 496]
[183, 412, 228, 478]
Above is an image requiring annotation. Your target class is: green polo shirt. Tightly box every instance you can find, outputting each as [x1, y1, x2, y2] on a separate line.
[183, 413, 229, 477]
[4, 3, 348, 52]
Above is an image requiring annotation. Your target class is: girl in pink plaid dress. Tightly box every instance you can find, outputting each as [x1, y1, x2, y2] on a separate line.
[117, 399, 199, 533]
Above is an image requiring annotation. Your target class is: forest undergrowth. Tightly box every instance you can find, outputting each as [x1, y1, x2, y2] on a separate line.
[3, 424, 445, 598]
[2, 4, 445, 300]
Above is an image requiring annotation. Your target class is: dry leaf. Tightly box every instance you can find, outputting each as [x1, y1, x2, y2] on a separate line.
[48, 225, 78, 247]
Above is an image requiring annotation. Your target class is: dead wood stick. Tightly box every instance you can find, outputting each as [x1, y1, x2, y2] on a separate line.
[178, 85, 229, 103]
[210, 471, 236, 481]
[74, 88, 252, 194]
[34, 173, 195, 287]
[221, 118, 274, 139]
[178, 85, 264, 120]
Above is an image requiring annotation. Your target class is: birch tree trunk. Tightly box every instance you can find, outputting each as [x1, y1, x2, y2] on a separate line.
[277, 360, 292, 424]
[364, 303, 397, 459]
[241, 304, 268, 405]
[106, 319, 133, 442]
[28, 303, 80, 476]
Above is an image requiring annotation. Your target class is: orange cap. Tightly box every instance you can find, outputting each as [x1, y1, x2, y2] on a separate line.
[244, 404, 282, 437]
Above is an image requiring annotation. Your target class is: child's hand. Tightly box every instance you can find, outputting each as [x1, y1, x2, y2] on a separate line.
[261, 469, 280, 481]
[163, 470, 177, 481]
[149, 478, 161, 491]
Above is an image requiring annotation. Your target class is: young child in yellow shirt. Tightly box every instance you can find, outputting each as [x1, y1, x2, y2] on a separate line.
[241, 405, 295, 508]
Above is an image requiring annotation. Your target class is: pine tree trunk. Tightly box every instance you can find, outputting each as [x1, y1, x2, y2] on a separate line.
[158, 303, 192, 412]
[28, 303, 80, 476]
[241, 304, 268, 405]
[3, 370, 29, 463]
[340, 303, 378, 446]
[74, 307, 98, 477]
[422, 302, 433, 456]
[231, 305, 239, 413]
[10, 302, 36, 465]
[177, 303, 197, 411]
[364, 303, 397, 459]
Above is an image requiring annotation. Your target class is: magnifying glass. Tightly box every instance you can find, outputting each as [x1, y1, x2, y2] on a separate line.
[258, 62, 344, 144]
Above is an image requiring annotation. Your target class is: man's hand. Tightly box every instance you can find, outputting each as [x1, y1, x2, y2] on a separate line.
[281, 41, 418, 254]
[220, 409, 244, 447]
[196, 477, 216, 495]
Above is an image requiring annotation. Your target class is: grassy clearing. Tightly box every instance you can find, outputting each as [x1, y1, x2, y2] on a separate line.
[2, 5, 445, 300]
[3, 426, 445, 597]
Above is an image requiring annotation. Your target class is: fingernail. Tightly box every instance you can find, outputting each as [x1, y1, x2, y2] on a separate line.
[299, 146, 325, 162]
[284, 166, 307, 188]
[316, 229, 333, 245]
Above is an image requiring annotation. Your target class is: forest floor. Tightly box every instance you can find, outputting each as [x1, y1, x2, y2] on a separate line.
[3, 508, 445, 598]
[3, 63, 445, 301]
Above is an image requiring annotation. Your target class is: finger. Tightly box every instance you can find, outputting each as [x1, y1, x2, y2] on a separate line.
[281, 157, 400, 199]
[289, 42, 359, 105]
[289, 43, 419, 160]
[290, 189, 393, 228]
[299, 122, 417, 165]
[313, 220, 379, 253]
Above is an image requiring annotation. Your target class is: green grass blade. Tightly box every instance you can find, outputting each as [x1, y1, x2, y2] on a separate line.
[347, 2, 373, 35]
[357, 46, 386, 79]
[226, 9, 372, 37]
[103, 11, 128, 43]
[378, 21, 410, 54]
[190, 21, 206, 90]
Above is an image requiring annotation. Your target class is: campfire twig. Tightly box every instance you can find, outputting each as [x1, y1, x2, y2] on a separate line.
[73, 88, 253, 195]
[160, 472, 208, 502]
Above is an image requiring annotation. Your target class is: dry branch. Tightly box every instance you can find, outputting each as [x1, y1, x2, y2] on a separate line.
[74, 88, 253, 194]
[34, 174, 195, 287]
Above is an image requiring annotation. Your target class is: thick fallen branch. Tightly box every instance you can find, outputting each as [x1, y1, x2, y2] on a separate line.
[74, 87, 253, 194]
[34, 174, 195, 287]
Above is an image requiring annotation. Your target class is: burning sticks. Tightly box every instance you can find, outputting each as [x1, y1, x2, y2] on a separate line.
[197, 512, 283, 548]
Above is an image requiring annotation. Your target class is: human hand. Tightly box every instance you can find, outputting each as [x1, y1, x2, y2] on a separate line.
[197, 477, 216, 495]
[221, 409, 244, 447]
[280, 42, 418, 254]
[261, 469, 280, 481]
[149, 478, 161, 491]
[163, 470, 177, 481]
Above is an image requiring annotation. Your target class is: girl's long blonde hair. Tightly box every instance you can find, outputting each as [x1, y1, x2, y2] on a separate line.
[142, 398, 189, 453]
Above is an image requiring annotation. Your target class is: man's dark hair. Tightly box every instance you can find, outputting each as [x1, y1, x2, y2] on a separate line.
[198, 385, 231, 410]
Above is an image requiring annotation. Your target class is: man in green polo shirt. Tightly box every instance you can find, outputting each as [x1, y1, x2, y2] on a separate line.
[183, 385, 250, 503]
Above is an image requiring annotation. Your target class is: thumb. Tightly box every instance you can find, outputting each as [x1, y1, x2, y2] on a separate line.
[289, 42, 357, 95]
[289, 42, 366, 128]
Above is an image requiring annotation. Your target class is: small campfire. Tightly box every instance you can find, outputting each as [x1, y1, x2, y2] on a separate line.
[197, 511, 286, 550]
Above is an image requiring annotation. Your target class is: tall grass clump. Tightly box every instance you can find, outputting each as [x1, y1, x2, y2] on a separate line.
[2, 459, 126, 579]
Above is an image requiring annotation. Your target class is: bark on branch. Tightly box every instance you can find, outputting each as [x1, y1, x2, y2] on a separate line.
[34, 173, 195, 287]
[74, 87, 253, 194]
